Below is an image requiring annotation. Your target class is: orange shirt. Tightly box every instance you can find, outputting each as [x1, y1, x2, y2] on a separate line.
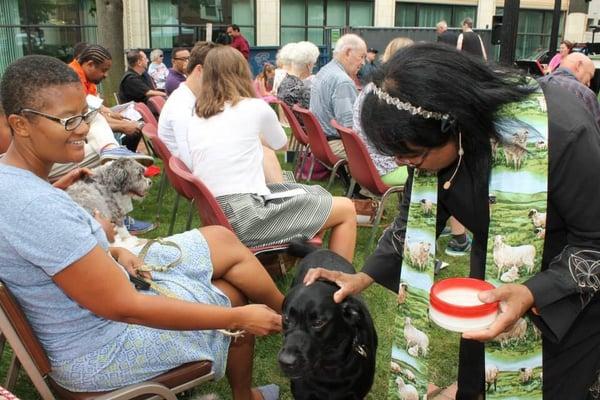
[68, 60, 97, 96]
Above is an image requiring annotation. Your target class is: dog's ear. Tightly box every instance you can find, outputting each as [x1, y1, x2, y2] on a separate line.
[341, 298, 363, 327]
[109, 160, 129, 193]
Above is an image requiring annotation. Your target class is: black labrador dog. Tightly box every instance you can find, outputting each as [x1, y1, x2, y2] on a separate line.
[278, 242, 378, 400]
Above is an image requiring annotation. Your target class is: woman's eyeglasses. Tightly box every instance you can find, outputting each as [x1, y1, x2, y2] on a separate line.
[20, 108, 99, 131]
[395, 148, 431, 169]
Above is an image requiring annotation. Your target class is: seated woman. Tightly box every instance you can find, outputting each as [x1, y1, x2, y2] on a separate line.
[0, 55, 282, 400]
[276, 41, 320, 109]
[352, 37, 414, 187]
[254, 63, 276, 100]
[187, 46, 357, 262]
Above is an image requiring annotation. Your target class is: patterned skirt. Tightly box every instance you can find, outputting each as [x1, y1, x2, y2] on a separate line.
[217, 183, 333, 248]
[50, 230, 231, 392]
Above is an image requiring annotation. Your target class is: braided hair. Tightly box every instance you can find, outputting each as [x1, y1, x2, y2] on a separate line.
[77, 44, 112, 66]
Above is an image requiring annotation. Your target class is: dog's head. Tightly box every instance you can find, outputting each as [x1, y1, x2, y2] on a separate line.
[278, 281, 372, 379]
[96, 158, 152, 199]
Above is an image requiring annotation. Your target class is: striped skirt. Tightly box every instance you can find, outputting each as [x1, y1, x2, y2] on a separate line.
[217, 183, 333, 248]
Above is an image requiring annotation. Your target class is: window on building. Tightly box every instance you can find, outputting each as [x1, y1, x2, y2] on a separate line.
[280, 0, 373, 45]
[0, 0, 96, 75]
[495, 8, 565, 59]
[149, 0, 256, 48]
[586, 18, 595, 31]
[394, 2, 476, 28]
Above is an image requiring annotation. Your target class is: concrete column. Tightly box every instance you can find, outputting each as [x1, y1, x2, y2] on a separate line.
[374, 0, 396, 27]
[123, 0, 150, 49]
[476, 0, 496, 29]
[564, 12, 587, 42]
[257, 0, 280, 45]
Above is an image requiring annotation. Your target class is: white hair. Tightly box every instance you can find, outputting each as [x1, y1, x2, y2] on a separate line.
[149, 48, 163, 62]
[289, 41, 320, 69]
[276, 43, 297, 67]
[333, 34, 366, 57]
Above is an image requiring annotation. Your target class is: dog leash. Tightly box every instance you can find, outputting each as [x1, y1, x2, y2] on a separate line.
[132, 238, 245, 339]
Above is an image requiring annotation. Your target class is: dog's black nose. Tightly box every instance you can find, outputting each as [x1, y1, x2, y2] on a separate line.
[278, 350, 301, 373]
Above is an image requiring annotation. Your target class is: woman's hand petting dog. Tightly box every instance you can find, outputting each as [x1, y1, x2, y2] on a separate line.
[52, 167, 93, 190]
[304, 268, 374, 303]
[110, 247, 152, 280]
[93, 209, 117, 243]
[235, 304, 282, 336]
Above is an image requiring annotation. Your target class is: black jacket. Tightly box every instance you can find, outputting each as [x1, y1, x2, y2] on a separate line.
[362, 83, 600, 399]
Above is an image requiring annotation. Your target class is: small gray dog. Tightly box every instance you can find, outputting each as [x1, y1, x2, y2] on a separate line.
[66, 158, 152, 248]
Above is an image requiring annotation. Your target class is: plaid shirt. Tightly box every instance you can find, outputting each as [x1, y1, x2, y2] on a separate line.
[310, 59, 358, 138]
[538, 67, 600, 128]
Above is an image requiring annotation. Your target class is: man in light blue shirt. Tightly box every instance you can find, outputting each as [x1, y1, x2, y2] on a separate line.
[310, 34, 367, 159]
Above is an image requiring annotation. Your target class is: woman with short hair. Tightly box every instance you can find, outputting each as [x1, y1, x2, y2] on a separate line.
[0, 54, 283, 400]
[276, 41, 320, 109]
[187, 45, 357, 262]
[148, 48, 168, 90]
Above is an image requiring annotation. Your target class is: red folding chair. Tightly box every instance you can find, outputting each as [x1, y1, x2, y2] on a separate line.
[168, 157, 323, 273]
[276, 101, 312, 181]
[147, 96, 166, 117]
[331, 119, 405, 249]
[292, 106, 347, 190]
[149, 134, 196, 234]
[134, 102, 158, 127]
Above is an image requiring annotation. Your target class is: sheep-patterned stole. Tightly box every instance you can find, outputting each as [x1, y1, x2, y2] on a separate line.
[388, 84, 548, 400]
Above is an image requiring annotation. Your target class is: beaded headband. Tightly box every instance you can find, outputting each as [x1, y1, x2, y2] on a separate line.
[373, 86, 450, 122]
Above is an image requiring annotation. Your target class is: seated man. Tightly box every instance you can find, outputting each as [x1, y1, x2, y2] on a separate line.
[165, 47, 190, 96]
[66, 44, 153, 160]
[310, 33, 366, 160]
[119, 49, 167, 104]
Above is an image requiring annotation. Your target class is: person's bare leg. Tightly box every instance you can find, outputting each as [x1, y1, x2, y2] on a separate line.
[262, 146, 284, 184]
[212, 279, 262, 400]
[319, 197, 356, 263]
[449, 216, 466, 235]
[202, 226, 284, 313]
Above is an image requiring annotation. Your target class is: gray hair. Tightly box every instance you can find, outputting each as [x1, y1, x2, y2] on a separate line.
[150, 48, 163, 62]
[436, 20, 448, 30]
[276, 43, 297, 67]
[333, 34, 366, 58]
[289, 41, 320, 69]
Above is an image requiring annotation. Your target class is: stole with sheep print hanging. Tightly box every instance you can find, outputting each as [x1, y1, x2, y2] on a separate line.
[387, 84, 548, 399]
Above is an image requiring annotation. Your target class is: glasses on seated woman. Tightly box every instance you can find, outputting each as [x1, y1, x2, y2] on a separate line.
[19, 107, 99, 131]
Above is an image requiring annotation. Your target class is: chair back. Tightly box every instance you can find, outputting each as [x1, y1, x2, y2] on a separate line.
[0, 282, 51, 375]
[147, 96, 166, 116]
[278, 101, 309, 147]
[293, 106, 341, 168]
[0, 281, 56, 399]
[134, 102, 158, 127]
[330, 119, 390, 196]
[168, 157, 234, 230]
[150, 136, 194, 200]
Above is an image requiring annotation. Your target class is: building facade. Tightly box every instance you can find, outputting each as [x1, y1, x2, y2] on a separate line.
[0, 0, 590, 75]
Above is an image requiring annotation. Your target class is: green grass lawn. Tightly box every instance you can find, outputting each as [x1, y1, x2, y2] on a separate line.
[0, 155, 468, 400]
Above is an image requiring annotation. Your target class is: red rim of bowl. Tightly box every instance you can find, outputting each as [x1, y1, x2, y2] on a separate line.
[430, 278, 498, 317]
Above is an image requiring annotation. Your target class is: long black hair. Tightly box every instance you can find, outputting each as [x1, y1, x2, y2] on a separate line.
[361, 42, 533, 182]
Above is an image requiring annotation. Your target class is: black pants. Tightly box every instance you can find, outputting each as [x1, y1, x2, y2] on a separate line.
[120, 131, 142, 152]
